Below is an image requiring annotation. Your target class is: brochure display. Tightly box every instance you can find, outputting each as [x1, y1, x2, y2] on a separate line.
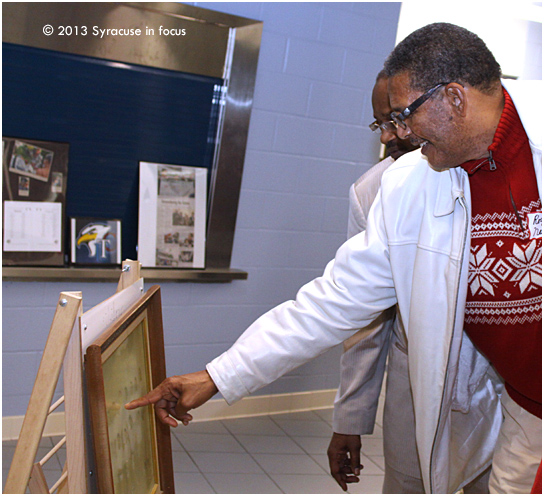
[138, 162, 207, 269]
[2, 137, 69, 266]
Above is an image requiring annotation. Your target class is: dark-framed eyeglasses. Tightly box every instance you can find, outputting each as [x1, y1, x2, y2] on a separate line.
[390, 82, 450, 130]
[369, 120, 397, 134]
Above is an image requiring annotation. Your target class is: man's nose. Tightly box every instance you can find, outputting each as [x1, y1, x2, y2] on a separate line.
[380, 129, 396, 146]
[395, 124, 412, 140]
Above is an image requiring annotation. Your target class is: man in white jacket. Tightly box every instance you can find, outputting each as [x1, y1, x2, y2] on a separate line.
[127, 23, 541, 493]
[327, 68, 489, 494]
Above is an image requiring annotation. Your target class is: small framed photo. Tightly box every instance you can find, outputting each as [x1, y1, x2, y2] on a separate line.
[8, 139, 54, 182]
[18, 176, 30, 197]
[71, 217, 121, 265]
[84, 285, 175, 493]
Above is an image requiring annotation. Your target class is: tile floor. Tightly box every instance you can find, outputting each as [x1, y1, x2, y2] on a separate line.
[3, 405, 386, 494]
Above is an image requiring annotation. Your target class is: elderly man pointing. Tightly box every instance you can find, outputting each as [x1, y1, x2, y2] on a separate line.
[128, 23, 541, 493]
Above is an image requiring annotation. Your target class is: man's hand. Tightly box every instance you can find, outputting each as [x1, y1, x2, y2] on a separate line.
[327, 432, 363, 491]
[125, 370, 218, 428]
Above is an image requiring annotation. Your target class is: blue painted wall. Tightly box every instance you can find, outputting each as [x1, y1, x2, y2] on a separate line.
[3, 43, 221, 260]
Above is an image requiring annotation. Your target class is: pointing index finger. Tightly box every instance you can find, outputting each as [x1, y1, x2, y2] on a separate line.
[125, 389, 163, 410]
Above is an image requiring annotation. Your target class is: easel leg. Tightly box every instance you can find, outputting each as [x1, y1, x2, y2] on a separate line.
[4, 293, 81, 494]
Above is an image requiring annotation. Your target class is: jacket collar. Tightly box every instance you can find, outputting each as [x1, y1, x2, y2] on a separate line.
[501, 79, 542, 152]
[501, 79, 542, 201]
[433, 166, 468, 217]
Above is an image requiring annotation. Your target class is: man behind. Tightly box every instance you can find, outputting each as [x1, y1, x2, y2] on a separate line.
[128, 23, 541, 493]
[326, 70, 423, 493]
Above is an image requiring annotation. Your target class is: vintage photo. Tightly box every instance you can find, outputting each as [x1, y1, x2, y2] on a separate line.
[84, 286, 174, 493]
[9, 140, 54, 182]
[102, 319, 158, 493]
[18, 176, 29, 197]
[51, 172, 63, 193]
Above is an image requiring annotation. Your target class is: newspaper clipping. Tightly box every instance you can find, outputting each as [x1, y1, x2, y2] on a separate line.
[138, 162, 207, 268]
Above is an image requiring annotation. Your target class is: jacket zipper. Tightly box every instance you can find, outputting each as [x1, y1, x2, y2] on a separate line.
[489, 150, 496, 170]
[468, 150, 496, 174]
[428, 192, 470, 493]
[510, 187, 526, 234]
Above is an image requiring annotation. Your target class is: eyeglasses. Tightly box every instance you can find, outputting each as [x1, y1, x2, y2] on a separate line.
[390, 82, 450, 130]
[369, 120, 397, 134]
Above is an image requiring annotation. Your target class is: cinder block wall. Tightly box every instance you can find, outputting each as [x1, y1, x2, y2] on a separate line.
[2, 2, 401, 417]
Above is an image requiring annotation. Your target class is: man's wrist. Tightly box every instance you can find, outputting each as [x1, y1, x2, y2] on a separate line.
[203, 369, 219, 396]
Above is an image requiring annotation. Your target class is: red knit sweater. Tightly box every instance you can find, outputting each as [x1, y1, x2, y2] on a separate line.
[460, 89, 542, 418]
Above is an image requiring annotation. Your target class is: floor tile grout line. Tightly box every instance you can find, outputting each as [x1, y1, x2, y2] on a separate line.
[219, 417, 286, 494]
[268, 412, 332, 478]
[363, 455, 386, 474]
[173, 429, 219, 494]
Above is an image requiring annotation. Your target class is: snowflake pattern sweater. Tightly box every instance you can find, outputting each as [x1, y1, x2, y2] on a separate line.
[460, 88, 542, 418]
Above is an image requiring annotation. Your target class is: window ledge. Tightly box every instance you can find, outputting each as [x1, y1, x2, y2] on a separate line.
[2, 266, 248, 283]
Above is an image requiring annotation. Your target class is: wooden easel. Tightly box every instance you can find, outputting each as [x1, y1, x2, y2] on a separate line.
[4, 260, 142, 494]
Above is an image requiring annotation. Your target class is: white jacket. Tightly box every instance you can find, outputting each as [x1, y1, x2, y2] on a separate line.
[207, 79, 542, 493]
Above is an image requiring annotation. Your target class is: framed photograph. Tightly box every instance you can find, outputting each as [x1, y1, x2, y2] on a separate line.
[84, 286, 175, 494]
[2, 137, 69, 266]
[71, 217, 121, 265]
[138, 162, 207, 269]
[8, 139, 54, 182]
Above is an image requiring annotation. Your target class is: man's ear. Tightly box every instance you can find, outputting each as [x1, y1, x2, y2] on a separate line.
[445, 83, 467, 117]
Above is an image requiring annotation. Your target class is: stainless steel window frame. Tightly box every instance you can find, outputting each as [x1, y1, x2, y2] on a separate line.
[2, 2, 263, 276]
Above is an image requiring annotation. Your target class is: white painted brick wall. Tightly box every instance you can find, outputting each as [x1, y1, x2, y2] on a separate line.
[2, 2, 401, 416]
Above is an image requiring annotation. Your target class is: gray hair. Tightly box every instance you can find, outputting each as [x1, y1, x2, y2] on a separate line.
[384, 23, 502, 94]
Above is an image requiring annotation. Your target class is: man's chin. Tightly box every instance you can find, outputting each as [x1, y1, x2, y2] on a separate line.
[388, 150, 402, 160]
[426, 156, 453, 172]
[428, 163, 451, 172]
[422, 148, 453, 171]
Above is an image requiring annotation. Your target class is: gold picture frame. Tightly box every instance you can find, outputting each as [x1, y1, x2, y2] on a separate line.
[84, 285, 174, 493]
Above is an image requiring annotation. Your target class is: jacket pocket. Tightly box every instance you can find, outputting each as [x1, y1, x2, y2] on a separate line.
[452, 332, 497, 413]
